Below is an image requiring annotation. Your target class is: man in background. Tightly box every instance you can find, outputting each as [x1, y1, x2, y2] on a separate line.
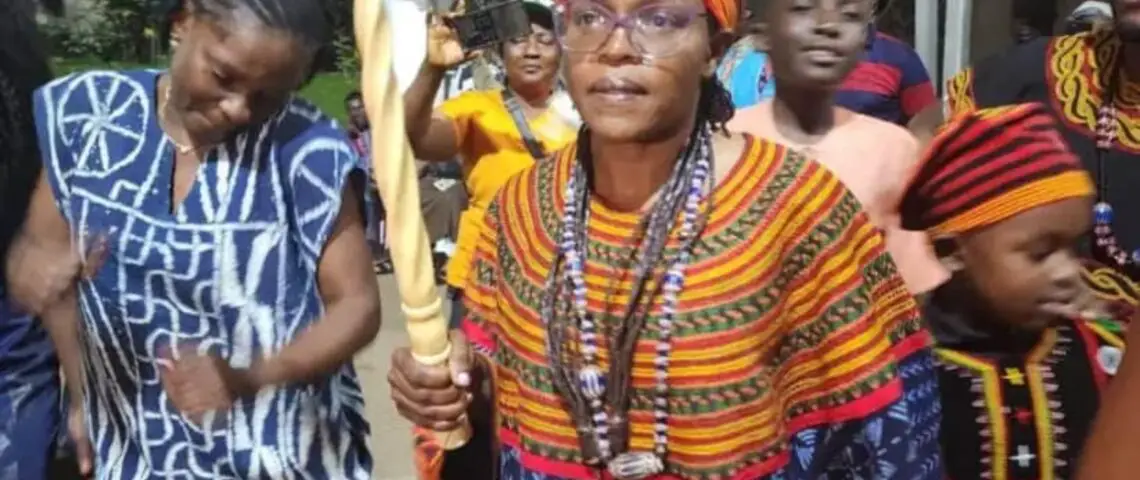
[838, 0, 937, 126]
[345, 91, 392, 273]
[347, 91, 465, 282]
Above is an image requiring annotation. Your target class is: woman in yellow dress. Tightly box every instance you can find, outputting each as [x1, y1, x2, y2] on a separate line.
[402, 2, 576, 326]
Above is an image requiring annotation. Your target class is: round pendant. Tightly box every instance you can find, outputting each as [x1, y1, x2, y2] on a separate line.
[607, 452, 665, 480]
[1095, 202, 1114, 224]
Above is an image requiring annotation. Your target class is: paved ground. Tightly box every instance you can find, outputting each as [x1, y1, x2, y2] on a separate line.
[357, 274, 448, 479]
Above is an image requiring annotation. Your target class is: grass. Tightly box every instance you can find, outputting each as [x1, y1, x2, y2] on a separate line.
[52, 57, 359, 123]
[298, 73, 358, 124]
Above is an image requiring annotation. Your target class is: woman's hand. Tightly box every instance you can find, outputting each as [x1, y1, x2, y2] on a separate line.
[425, 15, 479, 70]
[68, 401, 94, 476]
[1040, 284, 1109, 321]
[4, 234, 107, 315]
[388, 329, 475, 430]
[160, 347, 257, 425]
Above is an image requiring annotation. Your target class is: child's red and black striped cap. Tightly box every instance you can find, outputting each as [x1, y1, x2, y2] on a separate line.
[900, 103, 1094, 236]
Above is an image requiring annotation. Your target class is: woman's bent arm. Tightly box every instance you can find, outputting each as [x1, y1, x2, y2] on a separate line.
[7, 171, 86, 407]
[248, 182, 382, 388]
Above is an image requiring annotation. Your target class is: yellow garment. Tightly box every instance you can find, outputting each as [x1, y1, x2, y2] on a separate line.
[438, 89, 576, 288]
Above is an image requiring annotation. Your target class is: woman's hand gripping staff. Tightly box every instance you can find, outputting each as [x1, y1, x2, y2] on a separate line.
[352, 0, 472, 449]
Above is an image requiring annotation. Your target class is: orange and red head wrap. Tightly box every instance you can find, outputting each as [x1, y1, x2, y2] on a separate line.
[899, 103, 1095, 236]
[703, 0, 739, 32]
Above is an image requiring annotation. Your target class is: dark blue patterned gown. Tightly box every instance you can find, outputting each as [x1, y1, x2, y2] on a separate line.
[0, 287, 60, 479]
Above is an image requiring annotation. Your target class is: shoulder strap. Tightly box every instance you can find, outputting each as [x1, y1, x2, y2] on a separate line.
[501, 89, 546, 160]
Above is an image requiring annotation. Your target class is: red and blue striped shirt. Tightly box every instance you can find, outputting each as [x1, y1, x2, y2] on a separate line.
[837, 27, 936, 126]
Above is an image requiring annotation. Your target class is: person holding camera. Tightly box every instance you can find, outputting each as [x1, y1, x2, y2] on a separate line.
[402, 1, 576, 329]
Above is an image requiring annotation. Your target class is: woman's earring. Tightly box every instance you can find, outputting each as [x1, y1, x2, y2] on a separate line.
[169, 34, 181, 51]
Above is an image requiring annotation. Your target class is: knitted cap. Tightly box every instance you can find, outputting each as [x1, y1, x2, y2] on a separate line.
[900, 103, 1094, 236]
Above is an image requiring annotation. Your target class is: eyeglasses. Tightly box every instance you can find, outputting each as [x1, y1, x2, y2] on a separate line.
[555, 0, 708, 57]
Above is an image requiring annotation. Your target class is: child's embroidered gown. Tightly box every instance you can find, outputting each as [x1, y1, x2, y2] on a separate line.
[925, 279, 1126, 479]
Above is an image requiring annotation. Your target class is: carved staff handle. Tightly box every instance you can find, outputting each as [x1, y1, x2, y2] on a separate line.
[353, 0, 472, 449]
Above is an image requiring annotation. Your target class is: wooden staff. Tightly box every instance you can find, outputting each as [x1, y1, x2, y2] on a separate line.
[353, 0, 471, 449]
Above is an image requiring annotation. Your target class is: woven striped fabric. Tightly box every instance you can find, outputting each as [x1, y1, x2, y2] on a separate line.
[443, 135, 933, 479]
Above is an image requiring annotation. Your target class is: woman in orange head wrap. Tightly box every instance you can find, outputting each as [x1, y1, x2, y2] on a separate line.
[394, 0, 941, 478]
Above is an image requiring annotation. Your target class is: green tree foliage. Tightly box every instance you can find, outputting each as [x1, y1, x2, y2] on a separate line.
[40, 0, 171, 62]
[322, 0, 360, 76]
[40, 0, 358, 71]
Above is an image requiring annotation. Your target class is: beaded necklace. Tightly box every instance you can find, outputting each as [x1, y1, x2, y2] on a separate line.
[543, 124, 713, 480]
[1089, 50, 1140, 279]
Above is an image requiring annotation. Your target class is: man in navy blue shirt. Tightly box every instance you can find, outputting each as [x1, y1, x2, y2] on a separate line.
[836, 24, 937, 126]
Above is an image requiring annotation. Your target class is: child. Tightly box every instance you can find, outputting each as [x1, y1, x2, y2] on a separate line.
[727, 0, 947, 295]
[899, 103, 1127, 479]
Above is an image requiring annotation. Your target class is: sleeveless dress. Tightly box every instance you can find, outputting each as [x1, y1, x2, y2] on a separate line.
[33, 69, 371, 479]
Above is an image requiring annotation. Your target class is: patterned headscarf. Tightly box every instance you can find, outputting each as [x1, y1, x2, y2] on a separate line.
[900, 103, 1095, 236]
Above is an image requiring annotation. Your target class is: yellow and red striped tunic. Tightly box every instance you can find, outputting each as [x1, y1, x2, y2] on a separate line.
[460, 135, 940, 479]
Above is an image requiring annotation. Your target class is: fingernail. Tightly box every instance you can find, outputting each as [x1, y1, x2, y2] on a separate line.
[455, 372, 470, 387]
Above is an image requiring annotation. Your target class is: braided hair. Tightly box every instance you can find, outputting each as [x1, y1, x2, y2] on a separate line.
[701, 14, 737, 132]
[184, 0, 331, 52]
[0, 0, 57, 267]
[543, 76, 733, 460]
[174, 0, 331, 84]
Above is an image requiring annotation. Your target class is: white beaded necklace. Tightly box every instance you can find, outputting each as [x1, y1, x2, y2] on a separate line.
[544, 124, 714, 480]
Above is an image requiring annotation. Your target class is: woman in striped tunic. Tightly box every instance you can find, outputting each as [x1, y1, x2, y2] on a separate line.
[390, 0, 942, 477]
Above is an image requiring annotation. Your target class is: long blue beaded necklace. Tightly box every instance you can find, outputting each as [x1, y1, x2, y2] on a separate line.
[544, 125, 713, 480]
[1090, 58, 1140, 278]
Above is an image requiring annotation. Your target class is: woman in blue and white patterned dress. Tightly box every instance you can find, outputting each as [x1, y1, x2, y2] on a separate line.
[7, 0, 381, 477]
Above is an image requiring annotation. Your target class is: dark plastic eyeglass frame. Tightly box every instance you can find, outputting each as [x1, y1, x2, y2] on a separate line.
[553, 0, 709, 57]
